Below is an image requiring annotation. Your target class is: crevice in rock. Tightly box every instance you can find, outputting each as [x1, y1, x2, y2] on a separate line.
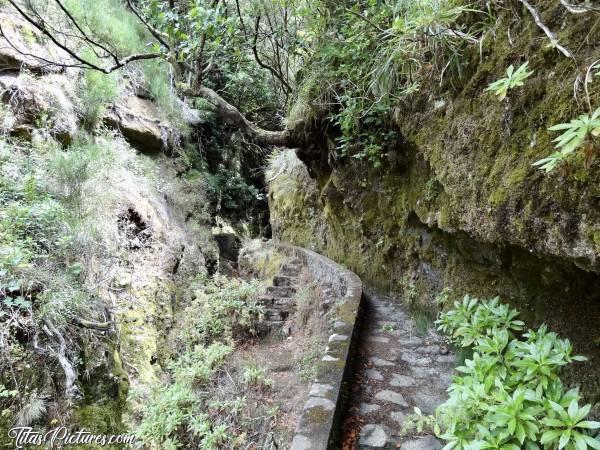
[117, 207, 152, 250]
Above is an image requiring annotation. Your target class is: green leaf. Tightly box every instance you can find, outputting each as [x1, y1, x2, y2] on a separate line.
[559, 430, 571, 449]
[583, 435, 600, 450]
[541, 429, 563, 444]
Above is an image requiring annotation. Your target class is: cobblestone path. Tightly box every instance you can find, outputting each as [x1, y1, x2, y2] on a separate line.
[341, 293, 456, 449]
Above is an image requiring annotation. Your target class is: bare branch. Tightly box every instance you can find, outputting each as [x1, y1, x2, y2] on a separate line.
[517, 0, 573, 58]
[235, 0, 248, 39]
[6, 0, 162, 73]
[125, 0, 171, 50]
[560, 0, 600, 14]
[103, 52, 163, 73]
[54, 0, 118, 64]
[252, 15, 292, 95]
[344, 8, 385, 33]
[7, 0, 105, 71]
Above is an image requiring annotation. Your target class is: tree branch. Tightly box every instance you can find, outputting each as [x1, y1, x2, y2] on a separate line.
[125, 0, 171, 50]
[193, 86, 297, 147]
[54, 0, 118, 64]
[517, 0, 573, 58]
[252, 15, 292, 95]
[6, 0, 162, 73]
[344, 8, 385, 33]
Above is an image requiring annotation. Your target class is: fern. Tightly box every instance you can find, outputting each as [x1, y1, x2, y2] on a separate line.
[486, 62, 534, 101]
[533, 108, 600, 172]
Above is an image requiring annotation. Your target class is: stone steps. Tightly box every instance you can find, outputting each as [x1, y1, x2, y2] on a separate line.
[259, 294, 294, 305]
[266, 285, 297, 297]
[265, 308, 292, 321]
[256, 257, 303, 336]
[280, 262, 302, 277]
[273, 275, 296, 287]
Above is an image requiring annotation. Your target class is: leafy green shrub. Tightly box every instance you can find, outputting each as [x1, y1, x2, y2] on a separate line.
[533, 108, 600, 172]
[242, 363, 273, 388]
[169, 343, 233, 385]
[179, 275, 263, 345]
[48, 138, 114, 208]
[134, 343, 235, 449]
[433, 295, 600, 449]
[486, 62, 534, 101]
[78, 67, 119, 127]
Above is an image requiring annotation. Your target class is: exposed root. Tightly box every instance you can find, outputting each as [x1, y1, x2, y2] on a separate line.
[73, 317, 113, 331]
[42, 320, 82, 400]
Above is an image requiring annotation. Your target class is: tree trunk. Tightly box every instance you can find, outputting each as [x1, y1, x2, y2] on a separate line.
[197, 86, 299, 147]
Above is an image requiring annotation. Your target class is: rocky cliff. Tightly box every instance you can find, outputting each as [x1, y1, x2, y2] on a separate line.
[268, 1, 600, 413]
[0, 8, 218, 440]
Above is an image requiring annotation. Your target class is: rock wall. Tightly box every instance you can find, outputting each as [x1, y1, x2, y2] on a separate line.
[267, 3, 600, 412]
[0, 7, 216, 439]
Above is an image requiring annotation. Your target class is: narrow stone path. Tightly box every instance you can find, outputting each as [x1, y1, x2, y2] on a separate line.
[341, 293, 456, 449]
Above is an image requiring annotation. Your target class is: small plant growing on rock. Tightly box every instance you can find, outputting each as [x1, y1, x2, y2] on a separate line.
[533, 108, 600, 172]
[380, 323, 397, 333]
[486, 62, 534, 101]
[401, 407, 436, 435]
[435, 287, 454, 307]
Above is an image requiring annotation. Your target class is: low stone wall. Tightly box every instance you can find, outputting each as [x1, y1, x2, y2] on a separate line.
[265, 241, 364, 450]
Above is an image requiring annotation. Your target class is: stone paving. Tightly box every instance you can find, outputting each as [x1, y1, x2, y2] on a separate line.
[343, 293, 456, 449]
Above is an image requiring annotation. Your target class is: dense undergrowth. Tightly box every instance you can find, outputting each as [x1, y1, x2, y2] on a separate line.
[0, 131, 129, 435]
[131, 275, 271, 449]
[291, 0, 487, 167]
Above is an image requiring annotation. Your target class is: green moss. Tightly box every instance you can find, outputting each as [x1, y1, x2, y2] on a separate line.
[74, 404, 122, 434]
[305, 405, 330, 425]
[112, 349, 129, 399]
[588, 229, 600, 252]
[488, 164, 529, 206]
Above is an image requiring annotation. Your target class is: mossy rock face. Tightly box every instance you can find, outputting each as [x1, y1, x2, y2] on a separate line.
[268, 0, 600, 405]
[74, 403, 123, 435]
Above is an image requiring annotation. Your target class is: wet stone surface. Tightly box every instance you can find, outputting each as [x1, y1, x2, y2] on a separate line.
[341, 294, 455, 449]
